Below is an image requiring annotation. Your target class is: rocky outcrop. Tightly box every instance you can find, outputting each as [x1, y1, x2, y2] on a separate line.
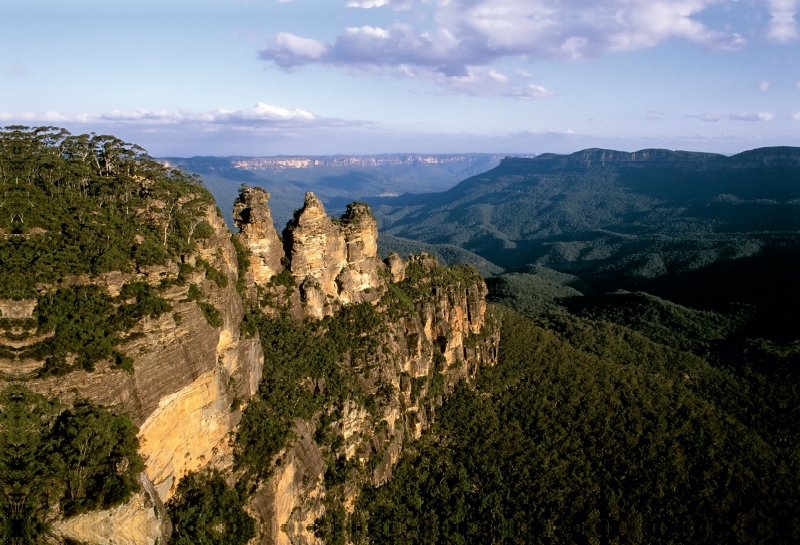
[235, 192, 386, 319]
[233, 187, 285, 290]
[385, 252, 406, 283]
[248, 249, 499, 545]
[337, 202, 383, 306]
[28, 204, 264, 544]
[283, 193, 349, 319]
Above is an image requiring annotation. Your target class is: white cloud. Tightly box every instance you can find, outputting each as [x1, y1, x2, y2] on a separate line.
[263, 33, 329, 67]
[511, 128, 583, 138]
[767, 0, 799, 42]
[259, 0, 747, 96]
[262, 0, 746, 68]
[398, 65, 555, 98]
[792, 112, 800, 121]
[759, 80, 771, 92]
[0, 103, 365, 131]
[729, 112, 775, 121]
[346, 0, 425, 9]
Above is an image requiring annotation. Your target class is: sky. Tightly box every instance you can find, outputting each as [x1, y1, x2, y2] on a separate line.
[1, 0, 799, 157]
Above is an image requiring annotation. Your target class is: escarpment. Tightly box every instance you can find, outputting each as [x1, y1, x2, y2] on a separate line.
[0, 128, 265, 544]
[0, 127, 497, 545]
[232, 186, 499, 545]
[22, 201, 264, 543]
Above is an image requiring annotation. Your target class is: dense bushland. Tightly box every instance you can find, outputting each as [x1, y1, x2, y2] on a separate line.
[0, 386, 143, 544]
[354, 307, 791, 544]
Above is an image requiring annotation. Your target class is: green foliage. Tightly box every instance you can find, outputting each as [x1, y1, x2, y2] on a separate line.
[0, 126, 215, 298]
[193, 221, 215, 240]
[187, 283, 204, 301]
[385, 261, 482, 320]
[133, 240, 168, 267]
[27, 283, 171, 375]
[197, 302, 223, 328]
[314, 499, 348, 545]
[167, 469, 255, 545]
[0, 387, 143, 543]
[235, 303, 386, 483]
[267, 268, 295, 290]
[197, 259, 229, 289]
[355, 309, 783, 544]
[50, 401, 144, 516]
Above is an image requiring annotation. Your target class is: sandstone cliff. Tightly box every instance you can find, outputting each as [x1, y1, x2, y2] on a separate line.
[24, 202, 264, 544]
[231, 188, 498, 545]
[233, 186, 285, 291]
[246, 252, 499, 545]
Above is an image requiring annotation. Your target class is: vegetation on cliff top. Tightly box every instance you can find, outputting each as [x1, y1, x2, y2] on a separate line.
[0, 126, 216, 296]
[0, 126, 230, 379]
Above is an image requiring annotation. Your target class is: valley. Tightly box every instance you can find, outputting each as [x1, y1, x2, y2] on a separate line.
[0, 128, 797, 544]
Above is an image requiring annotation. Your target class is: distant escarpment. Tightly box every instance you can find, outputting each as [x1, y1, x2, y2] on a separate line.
[368, 145, 800, 340]
[369, 146, 800, 276]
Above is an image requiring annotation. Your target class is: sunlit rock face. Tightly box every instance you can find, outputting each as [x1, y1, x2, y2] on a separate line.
[277, 193, 385, 318]
[247, 252, 499, 545]
[233, 187, 284, 290]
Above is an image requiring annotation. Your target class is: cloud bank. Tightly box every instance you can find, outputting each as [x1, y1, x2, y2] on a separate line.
[259, 0, 754, 96]
[0, 102, 364, 131]
[767, 0, 799, 42]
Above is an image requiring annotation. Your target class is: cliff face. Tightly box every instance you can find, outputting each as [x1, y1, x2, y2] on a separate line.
[233, 187, 285, 288]
[26, 181, 494, 545]
[27, 204, 264, 543]
[247, 256, 498, 545]
[233, 189, 498, 545]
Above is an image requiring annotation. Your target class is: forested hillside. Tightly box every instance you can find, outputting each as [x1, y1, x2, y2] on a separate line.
[345, 147, 800, 544]
[353, 304, 799, 544]
[368, 147, 800, 276]
[2, 129, 797, 544]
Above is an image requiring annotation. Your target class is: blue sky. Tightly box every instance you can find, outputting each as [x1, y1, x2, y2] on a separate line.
[1, 0, 798, 156]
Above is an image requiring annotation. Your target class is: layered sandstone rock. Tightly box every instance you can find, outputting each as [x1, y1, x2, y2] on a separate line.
[249, 252, 499, 545]
[283, 193, 349, 318]
[233, 187, 284, 290]
[279, 193, 385, 318]
[29, 204, 264, 544]
[385, 252, 406, 283]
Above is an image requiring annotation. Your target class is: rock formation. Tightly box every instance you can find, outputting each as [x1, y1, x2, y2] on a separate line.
[24, 203, 264, 543]
[231, 187, 501, 544]
[247, 248, 498, 545]
[233, 187, 284, 290]
[235, 191, 386, 319]
[20, 183, 495, 545]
